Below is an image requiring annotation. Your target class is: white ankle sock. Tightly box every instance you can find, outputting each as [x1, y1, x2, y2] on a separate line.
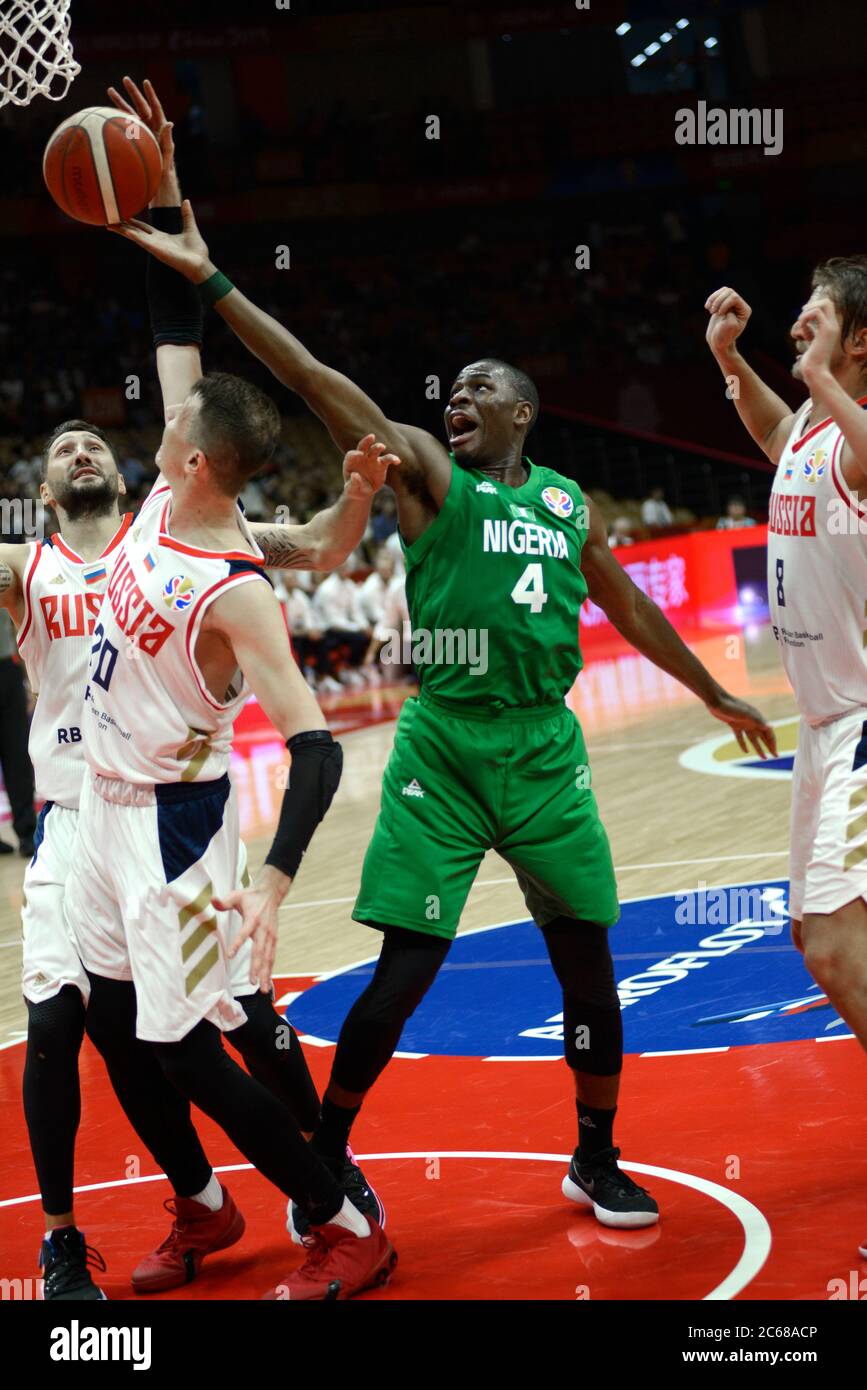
[188, 1173, 223, 1212]
[328, 1197, 369, 1238]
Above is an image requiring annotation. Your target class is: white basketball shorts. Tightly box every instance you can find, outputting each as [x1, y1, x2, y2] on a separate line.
[64, 769, 258, 1043]
[22, 801, 90, 1006]
[789, 706, 867, 921]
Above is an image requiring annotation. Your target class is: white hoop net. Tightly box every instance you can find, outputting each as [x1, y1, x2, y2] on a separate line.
[0, 0, 80, 108]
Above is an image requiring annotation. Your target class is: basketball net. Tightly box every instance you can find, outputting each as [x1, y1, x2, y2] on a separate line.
[0, 0, 80, 108]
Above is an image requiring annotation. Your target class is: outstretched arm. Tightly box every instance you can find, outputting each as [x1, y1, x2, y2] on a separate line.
[109, 201, 452, 542]
[250, 434, 400, 571]
[108, 77, 203, 416]
[705, 286, 797, 464]
[580, 500, 777, 758]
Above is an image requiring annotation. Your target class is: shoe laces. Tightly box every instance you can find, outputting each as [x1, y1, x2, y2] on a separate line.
[42, 1231, 106, 1294]
[152, 1198, 188, 1253]
[580, 1147, 651, 1198]
[297, 1231, 332, 1275]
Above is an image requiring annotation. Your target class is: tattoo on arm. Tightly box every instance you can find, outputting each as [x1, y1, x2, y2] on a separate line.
[0, 561, 14, 597]
[255, 528, 316, 570]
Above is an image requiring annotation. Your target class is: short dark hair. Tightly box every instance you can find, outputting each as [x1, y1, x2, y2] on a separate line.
[476, 358, 540, 433]
[811, 255, 867, 346]
[188, 372, 281, 496]
[43, 419, 118, 478]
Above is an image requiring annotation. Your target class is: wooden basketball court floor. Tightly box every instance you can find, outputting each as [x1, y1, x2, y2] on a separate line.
[0, 621, 864, 1300]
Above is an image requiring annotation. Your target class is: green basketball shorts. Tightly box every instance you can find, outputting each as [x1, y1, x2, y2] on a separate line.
[353, 690, 620, 941]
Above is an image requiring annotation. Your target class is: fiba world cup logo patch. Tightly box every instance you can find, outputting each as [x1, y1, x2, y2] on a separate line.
[163, 575, 196, 611]
[541, 486, 573, 519]
[803, 449, 826, 483]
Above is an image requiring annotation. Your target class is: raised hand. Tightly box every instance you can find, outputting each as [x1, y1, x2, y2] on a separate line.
[343, 433, 401, 499]
[107, 198, 211, 281]
[792, 296, 840, 383]
[705, 286, 752, 355]
[107, 75, 177, 205]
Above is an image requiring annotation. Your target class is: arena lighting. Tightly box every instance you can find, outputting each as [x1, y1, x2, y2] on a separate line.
[659, 31, 673, 43]
[616, 21, 632, 35]
[704, 36, 719, 48]
[631, 53, 648, 66]
[676, 17, 690, 28]
[645, 41, 662, 55]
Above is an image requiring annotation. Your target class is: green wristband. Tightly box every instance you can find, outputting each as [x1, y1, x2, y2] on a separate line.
[197, 269, 234, 307]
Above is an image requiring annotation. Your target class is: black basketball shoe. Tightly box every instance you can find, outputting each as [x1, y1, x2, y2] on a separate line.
[40, 1226, 108, 1300]
[288, 1146, 386, 1246]
[562, 1145, 659, 1229]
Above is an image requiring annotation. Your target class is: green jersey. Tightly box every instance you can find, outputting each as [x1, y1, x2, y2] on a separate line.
[401, 457, 589, 707]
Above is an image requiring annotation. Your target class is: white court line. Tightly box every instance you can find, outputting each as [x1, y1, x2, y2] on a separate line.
[816, 1034, 855, 1043]
[641, 1047, 730, 1057]
[0, 1150, 771, 1301]
[279, 853, 789, 915]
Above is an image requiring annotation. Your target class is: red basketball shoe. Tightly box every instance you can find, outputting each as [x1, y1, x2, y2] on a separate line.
[264, 1216, 397, 1301]
[132, 1185, 245, 1292]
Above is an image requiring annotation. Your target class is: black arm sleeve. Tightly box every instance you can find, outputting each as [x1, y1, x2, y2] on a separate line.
[147, 206, 203, 348]
[264, 730, 343, 879]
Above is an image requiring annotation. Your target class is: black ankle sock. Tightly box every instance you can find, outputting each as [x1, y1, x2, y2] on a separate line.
[576, 1102, 616, 1164]
[313, 1096, 360, 1163]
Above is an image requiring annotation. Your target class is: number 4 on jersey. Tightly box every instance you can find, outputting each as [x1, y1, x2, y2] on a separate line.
[511, 562, 548, 614]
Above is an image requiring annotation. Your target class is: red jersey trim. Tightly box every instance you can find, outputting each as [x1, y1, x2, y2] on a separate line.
[829, 429, 866, 519]
[792, 394, 867, 453]
[185, 571, 267, 712]
[16, 542, 42, 649]
[49, 511, 133, 565]
[158, 498, 263, 565]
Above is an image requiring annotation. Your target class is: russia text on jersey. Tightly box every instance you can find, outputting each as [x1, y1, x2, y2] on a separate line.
[105, 552, 174, 656]
[768, 493, 816, 537]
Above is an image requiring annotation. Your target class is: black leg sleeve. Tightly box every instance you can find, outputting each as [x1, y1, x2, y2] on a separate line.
[227, 992, 321, 1134]
[153, 1020, 342, 1220]
[85, 974, 212, 1198]
[541, 918, 624, 1076]
[330, 925, 450, 1095]
[23, 986, 85, 1214]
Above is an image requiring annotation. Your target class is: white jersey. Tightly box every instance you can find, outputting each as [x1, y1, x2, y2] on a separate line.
[17, 510, 135, 807]
[82, 490, 267, 784]
[768, 395, 867, 726]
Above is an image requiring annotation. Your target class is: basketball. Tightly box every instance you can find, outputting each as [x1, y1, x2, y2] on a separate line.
[42, 105, 161, 225]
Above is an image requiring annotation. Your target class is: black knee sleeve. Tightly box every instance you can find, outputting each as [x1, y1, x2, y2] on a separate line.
[542, 918, 623, 1076]
[331, 924, 450, 1094]
[23, 985, 86, 1214]
[228, 992, 321, 1134]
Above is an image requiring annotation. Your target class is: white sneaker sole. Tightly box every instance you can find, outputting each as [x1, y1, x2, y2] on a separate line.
[562, 1173, 660, 1229]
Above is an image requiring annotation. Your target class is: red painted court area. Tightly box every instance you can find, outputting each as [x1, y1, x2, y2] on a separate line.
[1, 974, 864, 1301]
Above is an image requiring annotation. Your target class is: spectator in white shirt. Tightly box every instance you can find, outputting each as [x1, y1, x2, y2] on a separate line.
[608, 517, 635, 549]
[366, 573, 413, 681]
[358, 547, 395, 628]
[312, 561, 372, 687]
[272, 571, 322, 688]
[640, 486, 673, 527]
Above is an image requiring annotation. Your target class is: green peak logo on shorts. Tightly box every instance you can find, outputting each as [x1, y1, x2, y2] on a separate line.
[680, 715, 798, 780]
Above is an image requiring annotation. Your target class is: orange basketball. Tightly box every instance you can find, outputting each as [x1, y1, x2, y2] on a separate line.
[42, 106, 162, 226]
